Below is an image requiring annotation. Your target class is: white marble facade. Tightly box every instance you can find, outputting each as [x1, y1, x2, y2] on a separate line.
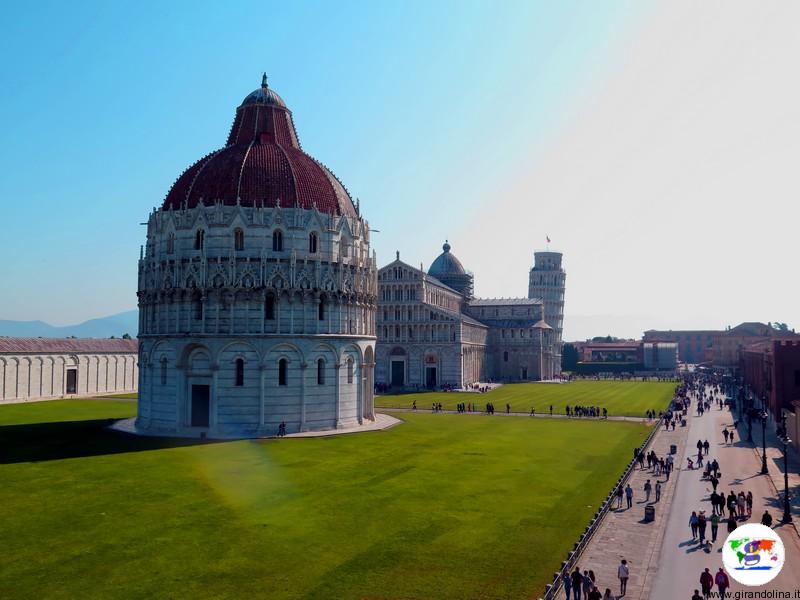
[0, 338, 138, 403]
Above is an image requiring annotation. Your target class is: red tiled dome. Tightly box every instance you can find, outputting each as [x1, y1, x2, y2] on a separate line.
[163, 75, 357, 217]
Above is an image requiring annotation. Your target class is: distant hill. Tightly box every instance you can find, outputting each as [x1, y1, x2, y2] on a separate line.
[0, 310, 138, 339]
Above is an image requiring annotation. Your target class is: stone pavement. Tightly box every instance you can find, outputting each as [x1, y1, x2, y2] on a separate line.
[573, 419, 689, 599]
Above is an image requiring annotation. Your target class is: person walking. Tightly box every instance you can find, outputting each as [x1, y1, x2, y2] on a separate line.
[689, 511, 699, 539]
[729, 429, 735, 444]
[761, 510, 773, 527]
[571, 567, 583, 600]
[655, 480, 662, 502]
[616, 485, 624, 509]
[699, 568, 713, 599]
[587, 586, 601, 600]
[727, 514, 737, 535]
[698, 511, 707, 544]
[737, 492, 746, 518]
[692, 590, 704, 600]
[581, 571, 593, 599]
[602, 589, 613, 600]
[644, 479, 652, 502]
[562, 570, 572, 600]
[703, 439, 710, 455]
[715, 567, 730, 598]
[723, 428, 729, 444]
[625, 484, 633, 509]
[710, 512, 719, 543]
[618, 559, 629, 597]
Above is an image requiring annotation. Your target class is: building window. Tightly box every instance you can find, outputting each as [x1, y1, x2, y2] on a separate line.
[347, 358, 354, 384]
[318, 298, 325, 321]
[160, 357, 167, 385]
[264, 295, 276, 320]
[504, 351, 509, 362]
[195, 229, 205, 250]
[278, 359, 288, 386]
[235, 358, 244, 386]
[272, 230, 283, 252]
[234, 228, 244, 251]
[194, 295, 203, 320]
[167, 233, 175, 254]
[309, 232, 318, 253]
[317, 359, 325, 385]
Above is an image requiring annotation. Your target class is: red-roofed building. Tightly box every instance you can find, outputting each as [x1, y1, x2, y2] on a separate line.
[0, 337, 138, 403]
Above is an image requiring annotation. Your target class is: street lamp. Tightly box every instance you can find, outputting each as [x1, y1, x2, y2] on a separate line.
[760, 411, 769, 475]
[747, 407, 754, 444]
[778, 413, 793, 524]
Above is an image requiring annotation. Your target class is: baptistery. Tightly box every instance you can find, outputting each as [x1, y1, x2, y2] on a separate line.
[136, 75, 377, 437]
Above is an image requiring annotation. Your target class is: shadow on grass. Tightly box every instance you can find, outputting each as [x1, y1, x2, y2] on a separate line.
[0, 419, 215, 464]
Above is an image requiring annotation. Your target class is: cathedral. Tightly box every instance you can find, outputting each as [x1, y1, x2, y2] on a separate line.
[135, 76, 377, 437]
[375, 242, 565, 389]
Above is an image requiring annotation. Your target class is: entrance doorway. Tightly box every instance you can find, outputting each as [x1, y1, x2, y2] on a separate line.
[391, 361, 405, 387]
[521, 367, 528, 380]
[425, 366, 437, 389]
[66, 369, 77, 394]
[191, 384, 210, 427]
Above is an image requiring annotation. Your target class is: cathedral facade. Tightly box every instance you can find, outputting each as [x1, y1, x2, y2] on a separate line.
[375, 242, 565, 389]
[136, 76, 377, 437]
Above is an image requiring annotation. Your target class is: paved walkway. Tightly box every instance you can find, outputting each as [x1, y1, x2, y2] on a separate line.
[383, 407, 651, 423]
[574, 418, 689, 599]
[110, 412, 402, 439]
[650, 389, 800, 599]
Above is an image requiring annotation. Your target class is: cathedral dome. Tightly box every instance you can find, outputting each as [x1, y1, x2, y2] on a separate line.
[428, 240, 466, 277]
[163, 74, 357, 217]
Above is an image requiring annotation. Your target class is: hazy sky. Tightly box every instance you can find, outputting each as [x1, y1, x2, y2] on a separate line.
[1, 1, 798, 341]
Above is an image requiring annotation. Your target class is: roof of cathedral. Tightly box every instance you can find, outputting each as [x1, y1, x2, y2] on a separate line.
[162, 74, 357, 218]
[428, 241, 467, 278]
[468, 298, 542, 306]
[0, 337, 138, 354]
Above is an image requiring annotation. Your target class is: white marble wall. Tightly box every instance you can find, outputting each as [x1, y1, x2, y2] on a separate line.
[0, 352, 138, 403]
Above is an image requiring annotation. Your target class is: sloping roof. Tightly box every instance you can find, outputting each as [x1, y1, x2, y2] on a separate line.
[0, 337, 139, 354]
[468, 298, 541, 307]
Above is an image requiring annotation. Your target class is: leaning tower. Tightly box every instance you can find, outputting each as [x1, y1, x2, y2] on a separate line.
[528, 251, 566, 374]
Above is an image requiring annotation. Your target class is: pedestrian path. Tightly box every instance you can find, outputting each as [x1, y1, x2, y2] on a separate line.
[383, 407, 650, 423]
[575, 420, 689, 599]
[650, 391, 800, 599]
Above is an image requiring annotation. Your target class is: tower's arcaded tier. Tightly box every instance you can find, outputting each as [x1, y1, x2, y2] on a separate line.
[136, 76, 377, 438]
[528, 251, 566, 374]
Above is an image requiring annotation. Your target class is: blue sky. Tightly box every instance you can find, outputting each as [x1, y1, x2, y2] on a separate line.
[3, 1, 798, 339]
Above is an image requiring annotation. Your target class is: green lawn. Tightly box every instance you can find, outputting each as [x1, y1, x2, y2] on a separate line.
[0, 399, 649, 600]
[377, 380, 675, 416]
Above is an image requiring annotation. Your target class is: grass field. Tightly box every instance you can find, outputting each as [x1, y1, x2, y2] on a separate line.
[376, 380, 676, 416]
[0, 399, 649, 600]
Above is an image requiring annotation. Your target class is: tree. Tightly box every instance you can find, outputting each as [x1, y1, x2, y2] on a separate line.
[122, 333, 132, 339]
[562, 343, 579, 371]
[771, 322, 789, 332]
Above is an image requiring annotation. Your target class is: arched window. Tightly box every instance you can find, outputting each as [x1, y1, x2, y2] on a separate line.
[309, 232, 318, 253]
[317, 358, 325, 385]
[265, 295, 275, 320]
[234, 228, 244, 251]
[278, 359, 288, 386]
[195, 229, 205, 250]
[272, 230, 283, 252]
[503, 351, 509, 362]
[160, 357, 167, 385]
[318, 297, 325, 321]
[347, 357, 354, 384]
[167, 233, 175, 254]
[235, 358, 244, 386]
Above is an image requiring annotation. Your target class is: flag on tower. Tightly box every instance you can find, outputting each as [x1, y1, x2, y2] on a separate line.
[546, 235, 551, 243]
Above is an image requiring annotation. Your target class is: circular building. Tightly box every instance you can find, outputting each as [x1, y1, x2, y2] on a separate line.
[136, 75, 377, 437]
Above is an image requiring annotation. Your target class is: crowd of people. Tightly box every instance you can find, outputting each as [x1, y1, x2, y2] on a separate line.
[562, 559, 630, 600]
[566, 405, 608, 418]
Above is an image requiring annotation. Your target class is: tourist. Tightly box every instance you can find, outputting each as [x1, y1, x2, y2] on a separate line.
[723, 429, 729, 444]
[703, 439, 710, 455]
[625, 484, 633, 509]
[698, 511, 707, 544]
[655, 480, 662, 502]
[506, 403, 510, 414]
[746, 491, 753, 517]
[550, 404, 553, 416]
[616, 485, 624, 509]
[530, 407, 535, 417]
[710, 512, 719, 542]
[582, 571, 592, 598]
[644, 479, 652, 502]
[602, 589, 613, 600]
[761, 510, 773, 527]
[571, 567, 583, 600]
[617, 559, 629, 597]
[587, 586, 601, 600]
[729, 429, 735, 444]
[412, 400, 416, 411]
[563, 570, 572, 600]
[692, 589, 704, 600]
[588, 570, 596, 586]
[726, 514, 737, 535]
[727, 492, 737, 519]
[699, 568, 713, 599]
[715, 567, 729, 598]
[737, 492, 746, 518]
[689, 511, 699, 539]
